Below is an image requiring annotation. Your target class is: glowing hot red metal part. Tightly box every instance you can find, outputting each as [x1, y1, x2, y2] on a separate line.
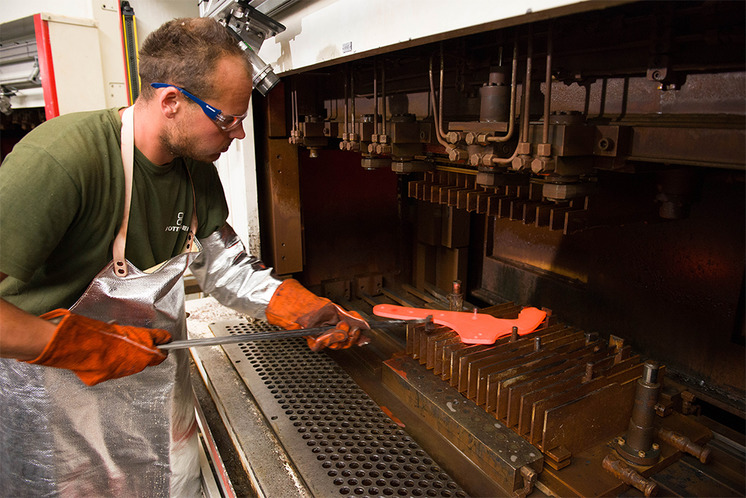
[372, 304, 547, 344]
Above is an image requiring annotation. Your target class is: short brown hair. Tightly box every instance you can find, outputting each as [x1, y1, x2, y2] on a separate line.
[138, 17, 251, 99]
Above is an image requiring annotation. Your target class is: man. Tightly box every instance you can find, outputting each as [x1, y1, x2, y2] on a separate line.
[0, 17, 367, 496]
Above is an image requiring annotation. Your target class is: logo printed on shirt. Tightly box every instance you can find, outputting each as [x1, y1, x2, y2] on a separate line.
[165, 211, 190, 232]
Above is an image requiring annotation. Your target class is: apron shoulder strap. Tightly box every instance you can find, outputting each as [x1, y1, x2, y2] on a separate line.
[113, 106, 135, 276]
[183, 167, 199, 253]
[113, 107, 200, 277]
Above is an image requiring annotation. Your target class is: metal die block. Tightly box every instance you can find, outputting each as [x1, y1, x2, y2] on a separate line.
[436, 246, 468, 291]
[389, 120, 421, 143]
[414, 242, 436, 290]
[448, 121, 509, 134]
[521, 201, 542, 224]
[439, 185, 461, 205]
[446, 188, 470, 207]
[448, 344, 489, 387]
[594, 125, 630, 157]
[540, 379, 638, 457]
[504, 362, 585, 427]
[467, 189, 491, 213]
[434, 336, 463, 376]
[322, 121, 338, 138]
[299, 120, 326, 138]
[487, 194, 511, 218]
[505, 345, 611, 424]
[441, 206, 470, 248]
[528, 363, 646, 448]
[416, 201, 442, 245]
[527, 123, 595, 156]
[551, 156, 596, 179]
[419, 325, 451, 365]
[471, 329, 586, 405]
[456, 189, 480, 210]
[321, 278, 350, 301]
[354, 121, 376, 142]
[353, 272, 383, 297]
[535, 203, 553, 227]
[391, 142, 423, 159]
[408, 179, 427, 199]
[383, 356, 543, 493]
[391, 160, 432, 174]
[418, 121, 434, 143]
[426, 329, 460, 369]
[488, 338, 595, 416]
[518, 371, 586, 436]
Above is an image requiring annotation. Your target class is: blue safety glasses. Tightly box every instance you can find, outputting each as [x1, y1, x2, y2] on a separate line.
[150, 83, 247, 131]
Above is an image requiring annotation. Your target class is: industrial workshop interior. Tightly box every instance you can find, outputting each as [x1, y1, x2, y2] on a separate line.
[1, 0, 744, 496]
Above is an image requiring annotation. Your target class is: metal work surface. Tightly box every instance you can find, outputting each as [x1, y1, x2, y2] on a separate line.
[212, 319, 467, 498]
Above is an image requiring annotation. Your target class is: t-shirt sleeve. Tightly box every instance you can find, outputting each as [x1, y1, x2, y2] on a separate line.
[0, 144, 81, 282]
[190, 162, 230, 240]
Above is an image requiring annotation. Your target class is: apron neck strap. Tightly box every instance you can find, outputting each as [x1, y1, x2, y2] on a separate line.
[114, 107, 199, 277]
[113, 106, 135, 276]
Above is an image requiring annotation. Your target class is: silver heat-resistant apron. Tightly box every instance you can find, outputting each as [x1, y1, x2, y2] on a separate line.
[0, 107, 202, 497]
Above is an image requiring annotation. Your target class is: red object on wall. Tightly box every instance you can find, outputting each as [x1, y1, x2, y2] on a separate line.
[33, 14, 59, 119]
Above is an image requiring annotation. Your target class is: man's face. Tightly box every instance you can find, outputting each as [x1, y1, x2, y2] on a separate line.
[161, 56, 253, 163]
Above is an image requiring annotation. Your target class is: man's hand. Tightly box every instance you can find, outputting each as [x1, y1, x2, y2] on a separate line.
[266, 279, 370, 352]
[26, 309, 171, 386]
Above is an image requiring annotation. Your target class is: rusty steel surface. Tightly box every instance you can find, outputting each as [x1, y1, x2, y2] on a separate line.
[381, 296, 741, 496]
[382, 356, 543, 494]
[400, 304, 649, 459]
[409, 171, 593, 234]
[263, 138, 303, 274]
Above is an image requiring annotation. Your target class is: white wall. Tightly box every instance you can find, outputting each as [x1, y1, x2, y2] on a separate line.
[258, 0, 609, 74]
[0, 0, 199, 48]
[125, 0, 200, 48]
[1, 0, 93, 21]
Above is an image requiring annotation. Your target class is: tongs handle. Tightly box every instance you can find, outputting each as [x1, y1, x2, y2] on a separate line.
[159, 318, 422, 350]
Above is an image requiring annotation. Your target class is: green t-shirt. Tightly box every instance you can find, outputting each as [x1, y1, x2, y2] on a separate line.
[0, 108, 229, 315]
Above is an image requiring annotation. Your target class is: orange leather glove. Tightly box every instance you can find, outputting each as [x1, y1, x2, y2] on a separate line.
[26, 309, 171, 386]
[266, 279, 369, 352]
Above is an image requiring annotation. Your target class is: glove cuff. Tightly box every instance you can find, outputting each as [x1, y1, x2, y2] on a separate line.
[266, 279, 331, 329]
[27, 309, 78, 366]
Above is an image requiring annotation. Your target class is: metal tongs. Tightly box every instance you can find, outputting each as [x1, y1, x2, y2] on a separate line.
[159, 317, 431, 350]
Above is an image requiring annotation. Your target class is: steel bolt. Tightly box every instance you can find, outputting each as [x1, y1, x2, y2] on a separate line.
[446, 131, 462, 144]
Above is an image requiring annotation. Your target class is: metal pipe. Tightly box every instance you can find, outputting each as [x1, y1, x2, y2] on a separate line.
[373, 59, 378, 137]
[438, 43, 448, 141]
[428, 54, 450, 148]
[487, 38, 519, 143]
[292, 86, 299, 131]
[351, 68, 356, 136]
[382, 62, 387, 137]
[343, 67, 349, 134]
[542, 25, 553, 145]
[522, 25, 533, 144]
[489, 31, 532, 166]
